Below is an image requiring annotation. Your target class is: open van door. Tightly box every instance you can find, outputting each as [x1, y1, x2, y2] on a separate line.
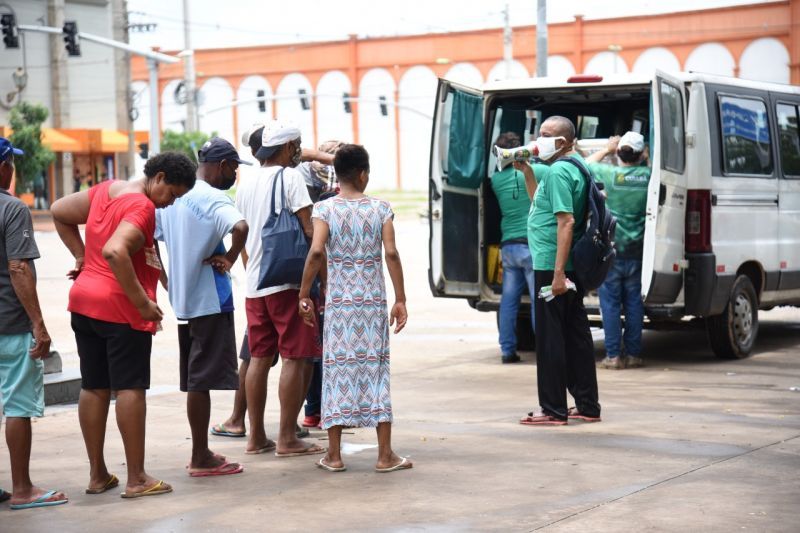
[642, 70, 688, 305]
[429, 79, 485, 298]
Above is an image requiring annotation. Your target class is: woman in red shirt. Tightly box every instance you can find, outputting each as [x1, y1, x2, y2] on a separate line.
[51, 152, 196, 499]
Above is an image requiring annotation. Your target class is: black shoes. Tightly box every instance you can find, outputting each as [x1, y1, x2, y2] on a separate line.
[501, 353, 521, 364]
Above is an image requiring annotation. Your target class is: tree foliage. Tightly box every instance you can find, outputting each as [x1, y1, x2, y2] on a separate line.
[8, 102, 55, 195]
[160, 129, 216, 161]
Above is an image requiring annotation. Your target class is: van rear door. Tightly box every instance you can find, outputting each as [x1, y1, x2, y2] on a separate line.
[641, 71, 688, 304]
[429, 79, 485, 298]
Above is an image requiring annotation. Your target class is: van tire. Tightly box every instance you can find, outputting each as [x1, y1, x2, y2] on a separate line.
[705, 275, 759, 359]
[495, 312, 536, 352]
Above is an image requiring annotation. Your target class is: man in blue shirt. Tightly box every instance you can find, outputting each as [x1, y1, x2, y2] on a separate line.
[156, 138, 249, 477]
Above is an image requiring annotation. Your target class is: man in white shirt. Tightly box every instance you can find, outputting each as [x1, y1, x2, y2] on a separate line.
[236, 120, 325, 457]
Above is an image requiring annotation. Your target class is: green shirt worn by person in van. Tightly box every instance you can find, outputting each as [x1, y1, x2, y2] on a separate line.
[490, 164, 533, 242]
[589, 163, 650, 260]
[528, 155, 588, 271]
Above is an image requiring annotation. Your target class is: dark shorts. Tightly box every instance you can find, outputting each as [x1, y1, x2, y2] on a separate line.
[178, 312, 240, 392]
[245, 289, 321, 360]
[71, 313, 152, 391]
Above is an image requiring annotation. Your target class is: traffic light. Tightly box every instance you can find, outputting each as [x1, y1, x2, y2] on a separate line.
[138, 142, 149, 159]
[298, 88, 310, 111]
[256, 90, 266, 112]
[63, 21, 81, 57]
[1, 14, 19, 49]
[343, 92, 352, 114]
[379, 95, 388, 117]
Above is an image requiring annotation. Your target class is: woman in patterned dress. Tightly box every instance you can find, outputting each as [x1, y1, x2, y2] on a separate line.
[298, 144, 411, 473]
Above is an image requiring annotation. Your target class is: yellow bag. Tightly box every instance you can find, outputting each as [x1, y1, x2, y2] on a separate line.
[486, 244, 503, 284]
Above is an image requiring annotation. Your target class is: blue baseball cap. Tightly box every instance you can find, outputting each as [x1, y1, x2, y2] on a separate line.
[0, 137, 23, 162]
[197, 137, 251, 165]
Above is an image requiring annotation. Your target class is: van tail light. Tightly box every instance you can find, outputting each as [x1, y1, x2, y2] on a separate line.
[685, 189, 712, 253]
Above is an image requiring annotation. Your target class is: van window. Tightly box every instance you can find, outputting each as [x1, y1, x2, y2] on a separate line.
[446, 90, 486, 189]
[719, 95, 773, 176]
[776, 103, 800, 178]
[659, 81, 685, 173]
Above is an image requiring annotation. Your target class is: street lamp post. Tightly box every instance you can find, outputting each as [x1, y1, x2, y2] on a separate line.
[608, 44, 623, 74]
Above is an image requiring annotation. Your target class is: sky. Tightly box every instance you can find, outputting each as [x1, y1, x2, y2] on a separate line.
[127, 0, 778, 51]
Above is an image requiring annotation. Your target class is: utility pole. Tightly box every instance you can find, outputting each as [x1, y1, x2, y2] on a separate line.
[536, 0, 548, 77]
[502, 4, 513, 79]
[112, 0, 134, 178]
[182, 0, 198, 132]
[47, 0, 68, 128]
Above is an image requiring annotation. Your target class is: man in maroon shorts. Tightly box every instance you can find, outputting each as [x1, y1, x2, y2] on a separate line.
[235, 120, 325, 457]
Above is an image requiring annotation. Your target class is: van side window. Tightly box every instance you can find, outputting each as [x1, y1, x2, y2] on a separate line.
[776, 103, 800, 178]
[719, 96, 773, 176]
[659, 81, 685, 173]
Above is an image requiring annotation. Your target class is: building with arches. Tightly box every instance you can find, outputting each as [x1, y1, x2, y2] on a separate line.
[131, 1, 799, 190]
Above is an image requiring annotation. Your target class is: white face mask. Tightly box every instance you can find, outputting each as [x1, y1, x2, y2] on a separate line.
[535, 136, 565, 162]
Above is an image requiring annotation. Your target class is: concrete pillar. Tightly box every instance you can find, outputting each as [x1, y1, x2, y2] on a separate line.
[112, 0, 134, 178]
[348, 34, 359, 144]
[791, 0, 800, 84]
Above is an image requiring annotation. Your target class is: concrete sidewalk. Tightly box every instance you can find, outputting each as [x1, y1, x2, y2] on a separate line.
[3, 219, 799, 532]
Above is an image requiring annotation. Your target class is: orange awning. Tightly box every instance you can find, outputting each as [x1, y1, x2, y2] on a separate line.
[42, 128, 80, 152]
[97, 129, 129, 152]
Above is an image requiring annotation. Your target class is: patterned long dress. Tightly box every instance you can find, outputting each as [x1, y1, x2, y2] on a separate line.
[312, 196, 394, 429]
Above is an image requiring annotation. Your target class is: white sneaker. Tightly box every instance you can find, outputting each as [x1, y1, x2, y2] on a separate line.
[625, 356, 643, 368]
[599, 356, 625, 370]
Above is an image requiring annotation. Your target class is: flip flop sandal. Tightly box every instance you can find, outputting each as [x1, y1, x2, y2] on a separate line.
[567, 407, 602, 423]
[188, 462, 244, 478]
[245, 442, 277, 455]
[519, 412, 568, 426]
[210, 424, 246, 438]
[120, 480, 172, 499]
[316, 458, 346, 472]
[275, 445, 326, 458]
[375, 457, 413, 473]
[86, 474, 119, 494]
[10, 490, 68, 510]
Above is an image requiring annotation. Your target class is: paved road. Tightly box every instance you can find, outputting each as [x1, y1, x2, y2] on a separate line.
[2, 216, 799, 531]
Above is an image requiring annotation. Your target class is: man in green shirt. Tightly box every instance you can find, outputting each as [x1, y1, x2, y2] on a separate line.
[520, 116, 601, 427]
[586, 132, 650, 370]
[490, 132, 536, 364]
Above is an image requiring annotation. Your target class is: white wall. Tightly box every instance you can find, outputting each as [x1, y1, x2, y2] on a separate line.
[487, 60, 529, 81]
[161, 79, 187, 132]
[545, 55, 576, 79]
[739, 38, 790, 84]
[198, 77, 235, 142]
[443, 62, 483, 88]
[632, 47, 681, 75]
[685, 43, 736, 77]
[275, 73, 314, 147]
[358, 68, 397, 190]
[398, 66, 437, 191]
[585, 51, 630, 75]
[315, 70, 353, 145]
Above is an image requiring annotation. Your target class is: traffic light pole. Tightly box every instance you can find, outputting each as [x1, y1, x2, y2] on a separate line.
[16, 24, 177, 156]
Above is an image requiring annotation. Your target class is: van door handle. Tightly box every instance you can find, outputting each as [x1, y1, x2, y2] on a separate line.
[659, 184, 667, 206]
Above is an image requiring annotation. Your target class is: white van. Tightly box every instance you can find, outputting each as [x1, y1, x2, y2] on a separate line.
[428, 71, 800, 359]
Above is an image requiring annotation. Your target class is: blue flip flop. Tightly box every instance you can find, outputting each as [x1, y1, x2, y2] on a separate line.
[210, 423, 246, 438]
[10, 490, 68, 510]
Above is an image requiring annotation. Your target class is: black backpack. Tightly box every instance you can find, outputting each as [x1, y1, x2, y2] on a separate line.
[556, 156, 617, 291]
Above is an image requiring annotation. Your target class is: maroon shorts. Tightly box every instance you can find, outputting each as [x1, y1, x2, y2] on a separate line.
[245, 289, 321, 360]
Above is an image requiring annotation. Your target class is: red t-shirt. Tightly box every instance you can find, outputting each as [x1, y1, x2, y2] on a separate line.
[68, 181, 161, 334]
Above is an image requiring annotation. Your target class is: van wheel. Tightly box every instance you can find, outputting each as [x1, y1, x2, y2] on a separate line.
[495, 312, 536, 352]
[705, 275, 759, 359]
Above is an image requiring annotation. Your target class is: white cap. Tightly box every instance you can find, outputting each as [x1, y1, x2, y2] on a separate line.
[241, 123, 264, 146]
[618, 131, 645, 153]
[255, 119, 302, 160]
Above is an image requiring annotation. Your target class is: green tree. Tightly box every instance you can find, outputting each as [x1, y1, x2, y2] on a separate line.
[8, 102, 55, 195]
[160, 129, 216, 161]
